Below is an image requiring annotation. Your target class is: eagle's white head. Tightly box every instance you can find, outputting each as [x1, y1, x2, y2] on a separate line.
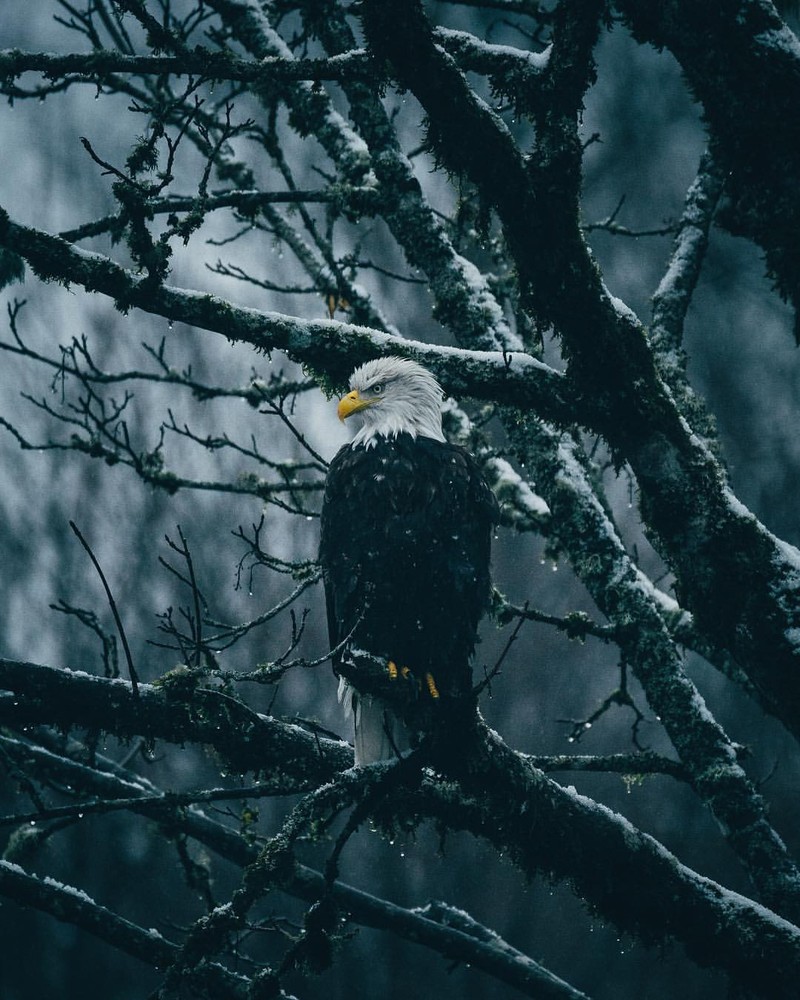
[337, 356, 446, 448]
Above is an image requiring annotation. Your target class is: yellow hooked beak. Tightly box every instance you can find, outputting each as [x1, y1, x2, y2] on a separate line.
[337, 389, 374, 422]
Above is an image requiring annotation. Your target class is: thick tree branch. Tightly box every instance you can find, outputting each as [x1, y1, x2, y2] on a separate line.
[615, 0, 800, 336]
[0, 861, 251, 999]
[649, 150, 725, 447]
[358, 0, 800, 746]
[0, 657, 353, 780]
[289, 866, 591, 1000]
[3, 662, 800, 996]
[0, 205, 571, 418]
[0, 732, 588, 1000]
[505, 418, 800, 920]
[424, 719, 800, 1000]
[433, 25, 551, 91]
[0, 46, 371, 85]
[211, 0, 519, 352]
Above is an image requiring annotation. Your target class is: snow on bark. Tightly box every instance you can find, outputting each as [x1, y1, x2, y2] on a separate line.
[300, 4, 520, 354]
[0, 205, 568, 420]
[510, 423, 800, 919]
[219, 0, 375, 187]
[435, 28, 553, 73]
[754, 23, 800, 61]
[486, 455, 550, 525]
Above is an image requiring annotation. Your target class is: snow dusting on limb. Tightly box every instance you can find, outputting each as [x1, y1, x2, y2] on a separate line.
[4, 1, 800, 998]
[359, 0, 800, 741]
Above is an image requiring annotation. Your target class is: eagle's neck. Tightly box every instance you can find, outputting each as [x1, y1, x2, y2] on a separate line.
[351, 399, 445, 449]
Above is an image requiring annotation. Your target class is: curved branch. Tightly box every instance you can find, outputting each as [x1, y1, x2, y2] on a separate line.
[0, 657, 353, 780]
[290, 866, 591, 1000]
[0, 861, 250, 999]
[616, 0, 800, 334]
[0, 205, 571, 420]
[3, 663, 800, 995]
[649, 149, 725, 447]
[506, 419, 800, 921]
[357, 0, 800, 747]
[0, 46, 370, 85]
[0, 732, 588, 1000]
[212, 0, 519, 352]
[416, 719, 800, 1000]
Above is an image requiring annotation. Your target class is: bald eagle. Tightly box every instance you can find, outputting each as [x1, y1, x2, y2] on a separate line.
[319, 357, 498, 764]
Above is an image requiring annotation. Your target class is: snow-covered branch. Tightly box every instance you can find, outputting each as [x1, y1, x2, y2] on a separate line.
[617, 0, 800, 335]
[358, 0, 800, 749]
[423, 719, 800, 1000]
[0, 207, 570, 419]
[218, 0, 520, 353]
[0, 657, 353, 780]
[649, 149, 724, 448]
[0, 46, 371, 87]
[0, 731, 587, 999]
[3, 658, 800, 996]
[0, 860, 252, 999]
[505, 418, 800, 921]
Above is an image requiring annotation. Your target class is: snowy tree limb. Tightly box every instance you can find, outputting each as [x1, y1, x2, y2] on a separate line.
[419, 717, 800, 1000]
[212, 0, 519, 352]
[505, 417, 800, 922]
[3, 662, 800, 995]
[0, 860, 253, 1000]
[0, 205, 571, 419]
[197, 0, 376, 189]
[0, 657, 353, 780]
[649, 149, 725, 448]
[357, 0, 800, 747]
[0, 732, 588, 1000]
[289, 867, 591, 1000]
[0, 45, 371, 85]
[616, 0, 800, 337]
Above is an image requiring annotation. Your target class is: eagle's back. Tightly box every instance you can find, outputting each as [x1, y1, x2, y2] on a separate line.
[319, 432, 498, 696]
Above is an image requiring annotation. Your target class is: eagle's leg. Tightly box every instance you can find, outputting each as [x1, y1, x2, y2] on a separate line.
[388, 661, 439, 698]
[387, 661, 413, 681]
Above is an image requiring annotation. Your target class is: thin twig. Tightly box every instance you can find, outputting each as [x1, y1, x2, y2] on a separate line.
[69, 521, 140, 696]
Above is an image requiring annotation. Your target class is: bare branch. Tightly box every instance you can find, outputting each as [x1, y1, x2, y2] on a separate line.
[0, 206, 571, 419]
[0, 732, 588, 999]
[0, 46, 372, 86]
[69, 520, 140, 695]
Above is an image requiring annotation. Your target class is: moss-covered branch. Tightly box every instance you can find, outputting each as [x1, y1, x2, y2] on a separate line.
[3, 660, 800, 996]
[0, 657, 352, 780]
[0, 860, 250, 999]
[616, 0, 800, 337]
[0, 45, 370, 85]
[0, 732, 588, 1000]
[0, 205, 570, 417]
[358, 0, 800, 746]
[423, 718, 800, 1000]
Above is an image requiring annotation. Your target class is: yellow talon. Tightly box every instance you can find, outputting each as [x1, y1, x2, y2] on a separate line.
[425, 672, 440, 699]
[400, 665, 411, 679]
[387, 660, 398, 680]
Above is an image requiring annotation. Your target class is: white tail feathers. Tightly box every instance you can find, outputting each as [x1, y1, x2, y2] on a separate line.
[338, 676, 404, 765]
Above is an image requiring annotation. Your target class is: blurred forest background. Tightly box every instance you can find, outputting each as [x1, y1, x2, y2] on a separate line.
[2, 2, 800, 999]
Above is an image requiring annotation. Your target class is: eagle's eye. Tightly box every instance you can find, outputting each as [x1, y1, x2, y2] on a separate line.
[371, 383, 384, 395]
